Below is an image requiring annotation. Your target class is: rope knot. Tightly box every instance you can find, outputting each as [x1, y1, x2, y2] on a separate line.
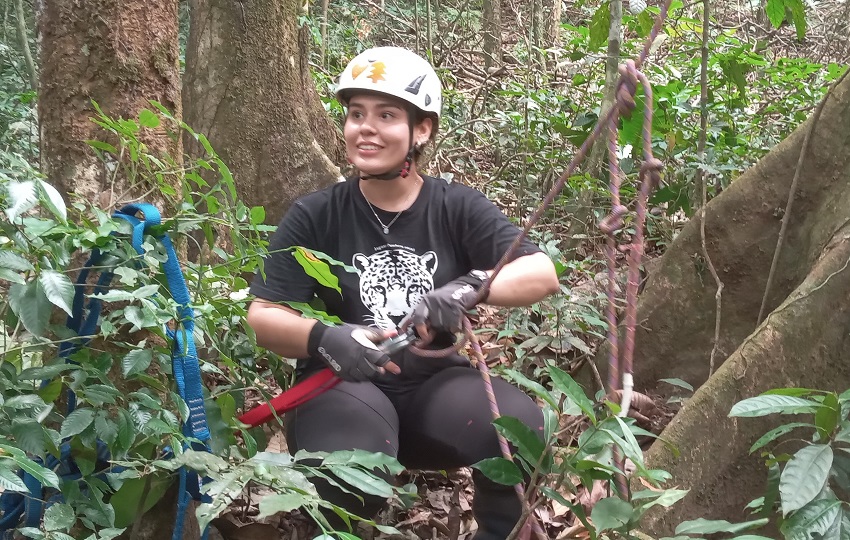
[640, 157, 664, 188]
[599, 204, 629, 234]
[616, 61, 639, 117]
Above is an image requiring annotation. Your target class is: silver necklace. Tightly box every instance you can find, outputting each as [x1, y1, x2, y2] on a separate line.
[362, 180, 420, 234]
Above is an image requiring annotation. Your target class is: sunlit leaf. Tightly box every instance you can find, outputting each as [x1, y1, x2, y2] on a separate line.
[43, 503, 75, 532]
[729, 395, 819, 417]
[37, 180, 67, 222]
[0, 251, 34, 272]
[122, 349, 153, 378]
[325, 465, 394, 498]
[60, 408, 96, 438]
[257, 493, 306, 518]
[39, 270, 74, 315]
[675, 517, 768, 534]
[5, 180, 38, 221]
[138, 109, 160, 128]
[780, 499, 841, 539]
[291, 246, 340, 293]
[779, 444, 832, 515]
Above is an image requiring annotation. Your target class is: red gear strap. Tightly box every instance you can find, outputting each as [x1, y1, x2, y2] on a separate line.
[237, 368, 341, 427]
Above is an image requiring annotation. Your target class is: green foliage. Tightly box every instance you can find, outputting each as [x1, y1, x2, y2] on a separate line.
[484, 366, 688, 539]
[0, 104, 403, 538]
[726, 388, 850, 539]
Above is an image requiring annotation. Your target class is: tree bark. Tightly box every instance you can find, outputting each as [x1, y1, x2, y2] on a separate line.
[38, 0, 182, 210]
[627, 73, 850, 533]
[565, 0, 622, 258]
[546, 0, 562, 49]
[482, 0, 502, 70]
[182, 0, 342, 225]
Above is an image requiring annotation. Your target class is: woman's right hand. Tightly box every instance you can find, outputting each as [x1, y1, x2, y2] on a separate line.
[307, 323, 401, 381]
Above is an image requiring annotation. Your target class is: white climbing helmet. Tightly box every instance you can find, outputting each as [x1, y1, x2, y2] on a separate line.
[336, 46, 442, 119]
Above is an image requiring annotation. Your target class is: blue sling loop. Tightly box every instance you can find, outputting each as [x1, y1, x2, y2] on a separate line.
[0, 203, 211, 540]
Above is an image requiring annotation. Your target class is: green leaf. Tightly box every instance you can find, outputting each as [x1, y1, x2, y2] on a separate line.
[547, 364, 596, 421]
[0, 251, 34, 272]
[0, 267, 26, 284]
[658, 378, 694, 392]
[39, 270, 74, 315]
[749, 422, 812, 453]
[326, 465, 394, 498]
[37, 180, 67, 222]
[61, 408, 96, 438]
[0, 467, 28, 492]
[590, 497, 634, 532]
[0, 443, 60, 489]
[588, 2, 611, 51]
[779, 444, 832, 515]
[321, 449, 404, 475]
[471, 457, 523, 486]
[250, 206, 266, 225]
[631, 488, 689, 511]
[9, 281, 52, 336]
[91, 290, 136, 302]
[780, 499, 841, 539]
[729, 395, 819, 417]
[12, 422, 47, 456]
[815, 393, 840, 441]
[786, 0, 807, 40]
[5, 180, 38, 221]
[493, 416, 547, 468]
[122, 349, 153, 378]
[138, 109, 160, 128]
[765, 0, 786, 27]
[86, 140, 118, 154]
[823, 508, 850, 540]
[19, 363, 76, 380]
[291, 246, 340, 293]
[44, 503, 75, 532]
[257, 493, 307, 518]
[675, 517, 769, 534]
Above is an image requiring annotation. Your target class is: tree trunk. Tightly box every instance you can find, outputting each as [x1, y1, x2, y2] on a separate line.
[482, 0, 502, 70]
[627, 73, 850, 533]
[182, 0, 342, 225]
[38, 0, 182, 210]
[530, 0, 544, 70]
[564, 0, 622, 259]
[546, 0, 562, 49]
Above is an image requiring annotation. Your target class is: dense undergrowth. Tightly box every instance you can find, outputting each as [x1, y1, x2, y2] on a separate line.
[0, 0, 848, 538]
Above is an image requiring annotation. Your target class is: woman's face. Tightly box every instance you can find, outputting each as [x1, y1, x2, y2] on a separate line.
[344, 93, 431, 177]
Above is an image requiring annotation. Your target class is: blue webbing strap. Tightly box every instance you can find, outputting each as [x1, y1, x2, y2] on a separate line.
[0, 204, 212, 540]
[113, 203, 211, 540]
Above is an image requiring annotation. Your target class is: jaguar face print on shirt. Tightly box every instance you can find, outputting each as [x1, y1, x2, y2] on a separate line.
[353, 247, 438, 330]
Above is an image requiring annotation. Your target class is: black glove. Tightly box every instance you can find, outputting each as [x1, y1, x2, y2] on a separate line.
[307, 323, 390, 382]
[410, 270, 488, 333]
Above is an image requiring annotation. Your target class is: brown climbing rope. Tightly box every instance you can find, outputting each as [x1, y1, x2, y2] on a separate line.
[404, 1, 674, 533]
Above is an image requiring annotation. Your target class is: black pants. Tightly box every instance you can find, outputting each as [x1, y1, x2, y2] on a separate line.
[285, 356, 544, 540]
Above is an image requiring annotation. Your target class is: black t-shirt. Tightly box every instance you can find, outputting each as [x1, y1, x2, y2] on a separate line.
[250, 175, 541, 331]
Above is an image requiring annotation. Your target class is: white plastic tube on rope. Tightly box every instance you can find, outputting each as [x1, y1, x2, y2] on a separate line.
[618, 373, 634, 418]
